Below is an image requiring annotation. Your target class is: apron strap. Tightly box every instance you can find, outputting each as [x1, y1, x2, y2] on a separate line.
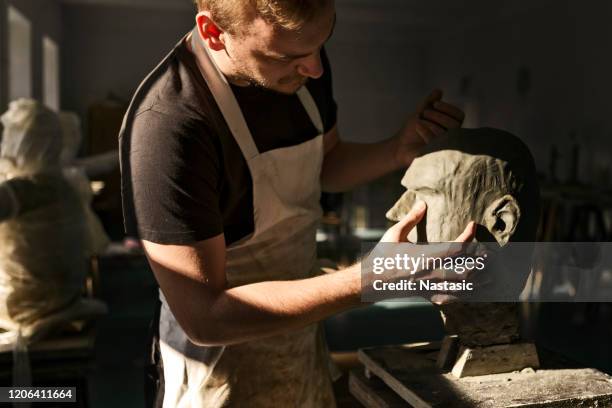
[296, 87, 324, 135]
[190, 27, 259, 160]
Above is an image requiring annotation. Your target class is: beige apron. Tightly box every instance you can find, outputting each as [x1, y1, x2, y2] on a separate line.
[157, 29, 336, 407]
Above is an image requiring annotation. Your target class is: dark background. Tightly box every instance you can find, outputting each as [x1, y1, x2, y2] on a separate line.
[0, 0, 611, 406]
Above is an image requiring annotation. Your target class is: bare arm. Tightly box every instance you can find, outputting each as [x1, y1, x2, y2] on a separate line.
[144, 202, 476, 347]
[321, 90, 465, 193]
[320, 125, 400, 192]
[143, 234, 362, 347]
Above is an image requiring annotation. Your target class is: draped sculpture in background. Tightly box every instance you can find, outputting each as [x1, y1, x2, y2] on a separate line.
[0, 99, 108, 350]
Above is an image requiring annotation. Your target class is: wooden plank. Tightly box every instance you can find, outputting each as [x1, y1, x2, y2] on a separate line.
[331, 351, 361, 372]
[451, 342, 540, 378]
[359, 345, 612, 407]
[349, 370, 409, 408]
[436, 335, 459, 370]
[358, 348, 436, 408]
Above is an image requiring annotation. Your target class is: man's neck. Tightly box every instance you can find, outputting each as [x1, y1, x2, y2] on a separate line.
[187, 32, 251, 87]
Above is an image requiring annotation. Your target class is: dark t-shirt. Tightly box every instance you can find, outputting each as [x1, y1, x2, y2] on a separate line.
[120, 35, 337, 245]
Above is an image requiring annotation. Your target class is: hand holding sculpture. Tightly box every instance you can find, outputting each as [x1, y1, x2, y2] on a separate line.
[387, 127, 540, 297]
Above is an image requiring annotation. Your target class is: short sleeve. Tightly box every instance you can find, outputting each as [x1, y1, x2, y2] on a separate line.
[120, 108, 224, 244]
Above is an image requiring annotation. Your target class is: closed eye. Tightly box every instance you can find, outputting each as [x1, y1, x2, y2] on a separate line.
[415, 187, 440, 194]
[269, 54, 295, 63]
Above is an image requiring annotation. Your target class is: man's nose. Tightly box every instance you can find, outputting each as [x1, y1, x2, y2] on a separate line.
[296, 52, 324, 79]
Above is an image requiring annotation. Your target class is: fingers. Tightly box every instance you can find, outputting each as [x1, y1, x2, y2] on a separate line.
[416, 90, 466, 139]
[415, 221, 476, 262]
[415, 121, 435, 143]
[454, 221, 476, 243]
[420, 119, 446, 137]
[416, 89, 443, 113]
[422, 109, 462, 130]
[433, 101, 465, 123]
[415, 118, 447, 143]
[438, 221, 477, 258]
[411, 221, 476, 260]
[395, 201, 427, 242]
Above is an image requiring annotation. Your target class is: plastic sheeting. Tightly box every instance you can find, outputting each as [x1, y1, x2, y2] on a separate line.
[0, 99, 107, 349]
[0, 99, 62, 176]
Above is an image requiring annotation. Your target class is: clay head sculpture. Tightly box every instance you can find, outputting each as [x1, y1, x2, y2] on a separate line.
[386, 127, 540, 346]
[387, 127, 539, 246]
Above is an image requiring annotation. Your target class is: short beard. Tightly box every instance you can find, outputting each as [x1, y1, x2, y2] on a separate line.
[229, 71, 269, 89]
[228, 70, 307, 95]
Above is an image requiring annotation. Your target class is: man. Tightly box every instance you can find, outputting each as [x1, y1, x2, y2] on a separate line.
[119, 0, 475, 406]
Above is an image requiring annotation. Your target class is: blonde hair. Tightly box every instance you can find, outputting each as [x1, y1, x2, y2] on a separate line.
[195, 0, 332, 34]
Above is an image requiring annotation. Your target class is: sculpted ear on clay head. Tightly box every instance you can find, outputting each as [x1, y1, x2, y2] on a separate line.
[483, 194, 521, 246]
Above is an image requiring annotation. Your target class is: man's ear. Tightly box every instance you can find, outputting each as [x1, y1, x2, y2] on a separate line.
[483, 194, 521, 246]
[386, 190, 416, 222]
[195, 12, 226, 51]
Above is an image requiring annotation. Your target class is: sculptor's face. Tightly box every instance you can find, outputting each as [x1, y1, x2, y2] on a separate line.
[220, 3, 336, 95]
